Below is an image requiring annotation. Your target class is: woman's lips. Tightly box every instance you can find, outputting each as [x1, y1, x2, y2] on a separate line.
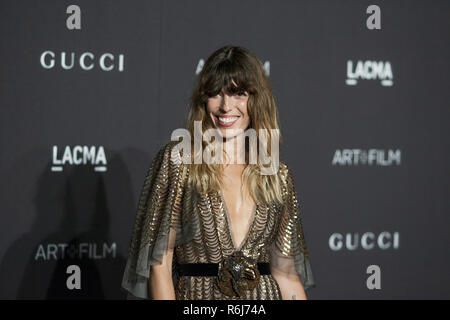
[216, 115, 239, 127]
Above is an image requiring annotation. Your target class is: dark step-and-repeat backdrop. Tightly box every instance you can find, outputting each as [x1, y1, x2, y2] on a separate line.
[0, 0, 449, 299]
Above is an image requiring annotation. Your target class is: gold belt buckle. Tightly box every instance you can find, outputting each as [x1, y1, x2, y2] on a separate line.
[216, 251, 260, 297]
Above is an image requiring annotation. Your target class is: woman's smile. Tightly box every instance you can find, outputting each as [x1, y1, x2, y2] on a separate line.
[216, 115, 240, 127]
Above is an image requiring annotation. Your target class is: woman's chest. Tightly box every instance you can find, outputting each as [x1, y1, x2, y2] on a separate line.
[176, 190, 282, 261]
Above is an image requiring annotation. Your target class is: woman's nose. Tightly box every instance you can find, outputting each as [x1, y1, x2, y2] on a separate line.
[220, 95, 233, 112]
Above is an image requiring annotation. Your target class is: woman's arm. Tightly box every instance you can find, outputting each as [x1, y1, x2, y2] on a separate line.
[272, 269, 307, 300]
[268, 164, 313, 300]
[149, 227, 177, 300]
[122, 142, 188, 299]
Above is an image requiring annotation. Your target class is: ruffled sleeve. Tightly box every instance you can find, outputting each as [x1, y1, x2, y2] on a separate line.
[269, 164, 316, 291]
[121, 141, 188, 299]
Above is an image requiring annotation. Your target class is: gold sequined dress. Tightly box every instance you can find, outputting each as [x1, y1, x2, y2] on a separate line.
[121, 141, 315, 300]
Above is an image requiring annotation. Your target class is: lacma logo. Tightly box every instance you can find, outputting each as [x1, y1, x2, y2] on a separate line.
[51, 146, 107, 172]
[332, 149, 401, 166]
[346, 60, 393, 86]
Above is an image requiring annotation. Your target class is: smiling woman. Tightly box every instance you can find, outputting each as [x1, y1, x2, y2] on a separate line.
[207, 85, 250, 131]
[121, 45, 315, 300]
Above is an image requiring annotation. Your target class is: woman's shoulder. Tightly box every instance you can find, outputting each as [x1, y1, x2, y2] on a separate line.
[153, 139, 185, 165]
[277, 161, 291, 183]
[144, 140, 188, 187]
[154, 139, 180, 155]
[278, 161, 288, 172]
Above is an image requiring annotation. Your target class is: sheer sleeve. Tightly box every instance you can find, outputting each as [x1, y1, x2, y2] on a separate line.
[121, 141, 189, 299]
[270, 164, 316, 291]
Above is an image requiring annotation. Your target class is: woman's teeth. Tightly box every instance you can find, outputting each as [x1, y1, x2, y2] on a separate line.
[218, 117, 238, 123]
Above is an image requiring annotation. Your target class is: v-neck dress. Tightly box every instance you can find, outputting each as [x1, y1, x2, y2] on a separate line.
[121, 141, 315, 300]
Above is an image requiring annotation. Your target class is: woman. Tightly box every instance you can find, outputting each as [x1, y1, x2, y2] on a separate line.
[121, 45, 315, 300]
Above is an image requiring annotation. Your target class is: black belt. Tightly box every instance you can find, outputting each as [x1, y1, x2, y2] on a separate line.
[176, 262, 271, 276]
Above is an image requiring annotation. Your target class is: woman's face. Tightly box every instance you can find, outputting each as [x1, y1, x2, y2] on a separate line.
[206, 81, 250, 139]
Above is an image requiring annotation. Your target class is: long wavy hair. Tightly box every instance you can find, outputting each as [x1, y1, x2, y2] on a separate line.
[186, 45, 283, 205]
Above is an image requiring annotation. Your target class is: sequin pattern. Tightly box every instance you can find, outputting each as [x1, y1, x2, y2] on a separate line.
[122, 141, 313, 300]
